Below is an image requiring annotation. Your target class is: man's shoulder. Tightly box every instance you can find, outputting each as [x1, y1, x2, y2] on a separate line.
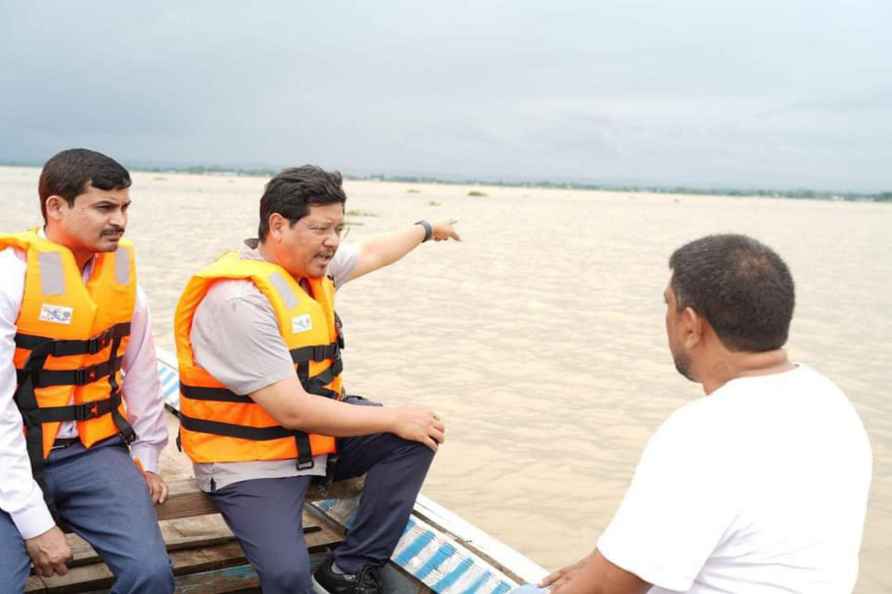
[786, 363, 843, 395]
[328, 243, 359, 288]
[193, 278, 275, 333]
[0, 245, 26, 267]
[202, 277, 268, 304]
[658, 396, 717, 434]
[720, 364, 849, 415]
[0, 246, 26, 310]
[643, 396, 736, 465]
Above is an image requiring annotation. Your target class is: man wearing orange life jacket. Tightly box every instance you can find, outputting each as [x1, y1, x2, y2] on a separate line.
[175, 165, 447, 594]
[0, 149, 174, 593]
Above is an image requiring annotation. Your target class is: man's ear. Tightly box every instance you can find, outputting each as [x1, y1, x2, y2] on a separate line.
[267, 213, 286, 241]
[44, 195, 68, 221]
[681, 306, 704, 349]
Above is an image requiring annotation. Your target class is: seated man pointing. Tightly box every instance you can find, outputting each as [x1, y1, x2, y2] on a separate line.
[174, 165, 445, 594]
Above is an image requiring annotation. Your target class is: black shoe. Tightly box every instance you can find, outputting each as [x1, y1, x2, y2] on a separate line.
[312, 558, 382, 594]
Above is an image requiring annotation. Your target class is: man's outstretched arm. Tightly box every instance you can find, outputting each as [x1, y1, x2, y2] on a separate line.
[345, 219, 460, 282]
[539, 550, 651, 594]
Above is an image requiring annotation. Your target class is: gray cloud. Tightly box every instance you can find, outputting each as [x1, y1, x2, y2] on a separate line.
[1, 1, 889, 191]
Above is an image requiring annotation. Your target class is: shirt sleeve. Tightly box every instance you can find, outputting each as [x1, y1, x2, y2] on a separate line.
[597, 403, 734, 591]
[0, 247, 56, 538]
[327, 242, 359, 289]
[190, 280, 296, 395]
[121, 285, 168, 474]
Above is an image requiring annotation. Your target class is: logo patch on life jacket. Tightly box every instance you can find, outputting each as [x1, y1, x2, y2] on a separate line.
[291, 314, 312, 334]
[39, 304, 73, 325]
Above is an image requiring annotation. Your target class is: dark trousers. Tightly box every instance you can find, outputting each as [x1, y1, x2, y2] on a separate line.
[210, 405, 435, 594]
[0, 438, 174, 594]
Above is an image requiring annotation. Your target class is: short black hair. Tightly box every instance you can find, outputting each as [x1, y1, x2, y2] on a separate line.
[258, 165, 347, 241]
[669, 234, 795, 352]
[38, 148, 132, 222]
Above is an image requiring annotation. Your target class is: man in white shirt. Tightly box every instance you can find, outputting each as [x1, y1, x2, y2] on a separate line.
[536, 234, 872, 594]
[0, 149, 173, 593]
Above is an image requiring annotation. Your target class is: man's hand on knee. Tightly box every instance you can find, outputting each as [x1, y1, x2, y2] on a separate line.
[25, 525, 72, 578]
[390, 406, 446, 451]
[143, 470, 170, 504]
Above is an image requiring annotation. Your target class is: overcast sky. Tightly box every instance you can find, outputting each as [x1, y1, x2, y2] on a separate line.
[1, 1, 890, 191]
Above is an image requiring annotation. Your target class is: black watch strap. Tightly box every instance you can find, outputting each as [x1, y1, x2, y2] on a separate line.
[415, 220, 433, 242]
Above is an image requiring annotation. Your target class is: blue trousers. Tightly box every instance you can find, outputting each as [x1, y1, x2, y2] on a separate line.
[0, 438, 174, 594]
[210, 401, 435, 594]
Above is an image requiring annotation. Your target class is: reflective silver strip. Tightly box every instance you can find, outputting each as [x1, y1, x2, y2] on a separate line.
[38, 252, 65, 296]
[268, 272, 298, 309]
[114, 247, 130, 285]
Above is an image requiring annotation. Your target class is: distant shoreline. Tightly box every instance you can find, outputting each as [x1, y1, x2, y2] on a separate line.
[2, 162, 888, 204]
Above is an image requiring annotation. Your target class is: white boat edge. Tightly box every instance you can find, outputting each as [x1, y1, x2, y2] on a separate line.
[155, 347, 548, 593]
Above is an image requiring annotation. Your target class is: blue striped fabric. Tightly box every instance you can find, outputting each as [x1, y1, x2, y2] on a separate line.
[415, 543, 457, 580]
[432, 558, 474, 591]
[463, 569, 494, 594]
[394, 530, 436, 566]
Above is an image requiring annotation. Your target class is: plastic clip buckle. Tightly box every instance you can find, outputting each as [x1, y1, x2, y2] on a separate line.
[86, 331, 112, 354]
[74, 401, 101, 421]
[121, 427, 137, 445]
[74, 366, 100, 385]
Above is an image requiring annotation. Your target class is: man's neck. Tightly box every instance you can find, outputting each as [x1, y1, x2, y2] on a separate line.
[255, 240, 308, 287]
[255, 239, 278, 265]
[43, 226, 92, 272]
[701, 349, 794, 395]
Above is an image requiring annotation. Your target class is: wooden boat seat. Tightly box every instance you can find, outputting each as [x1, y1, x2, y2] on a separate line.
[25, 476, 365, 593]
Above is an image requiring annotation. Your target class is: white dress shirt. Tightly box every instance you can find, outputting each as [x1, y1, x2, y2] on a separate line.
[0, 244, 168, 539]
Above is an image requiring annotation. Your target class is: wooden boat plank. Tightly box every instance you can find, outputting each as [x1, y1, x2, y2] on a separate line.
[25, 515, 342, 593]
[29, 351, 544, 594]
[163, 565, 260, 594]
[155, 477, 365, 521]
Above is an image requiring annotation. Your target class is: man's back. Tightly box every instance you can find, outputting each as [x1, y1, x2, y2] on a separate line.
[599, 365, 872, 593]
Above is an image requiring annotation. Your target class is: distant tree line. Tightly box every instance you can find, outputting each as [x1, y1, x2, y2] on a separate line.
[142, 165, 279, 177]
[1, 161, 888, 203]
[363, 174, 892, 204]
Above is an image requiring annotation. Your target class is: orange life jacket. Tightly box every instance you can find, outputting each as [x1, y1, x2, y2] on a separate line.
[174, 252, 343, 469]
[0, 229, 137, 477]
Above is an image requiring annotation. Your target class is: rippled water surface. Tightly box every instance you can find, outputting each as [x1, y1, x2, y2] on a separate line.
[4, 167, 889, 592]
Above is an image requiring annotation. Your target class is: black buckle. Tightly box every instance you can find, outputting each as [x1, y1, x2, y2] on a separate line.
[334, 312, 345, 349]
[84, 329, 113, 355]
[73, 366, 101, 385]
[297, 459, 315, 471]
[51, 438, 80, 451]
[120, 426, 137, 445]
[73, 401, 102, 421]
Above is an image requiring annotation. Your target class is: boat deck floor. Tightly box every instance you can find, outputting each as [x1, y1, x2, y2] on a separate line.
[24, 412, 356, 594]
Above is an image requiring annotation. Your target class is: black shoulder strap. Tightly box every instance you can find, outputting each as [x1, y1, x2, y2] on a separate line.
[301, 359, 343, 400]
[104, 332, 135, 444]
[13, 342, 58, 521]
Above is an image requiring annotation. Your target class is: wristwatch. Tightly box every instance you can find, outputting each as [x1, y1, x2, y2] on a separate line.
[415, 220, 433, 242]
